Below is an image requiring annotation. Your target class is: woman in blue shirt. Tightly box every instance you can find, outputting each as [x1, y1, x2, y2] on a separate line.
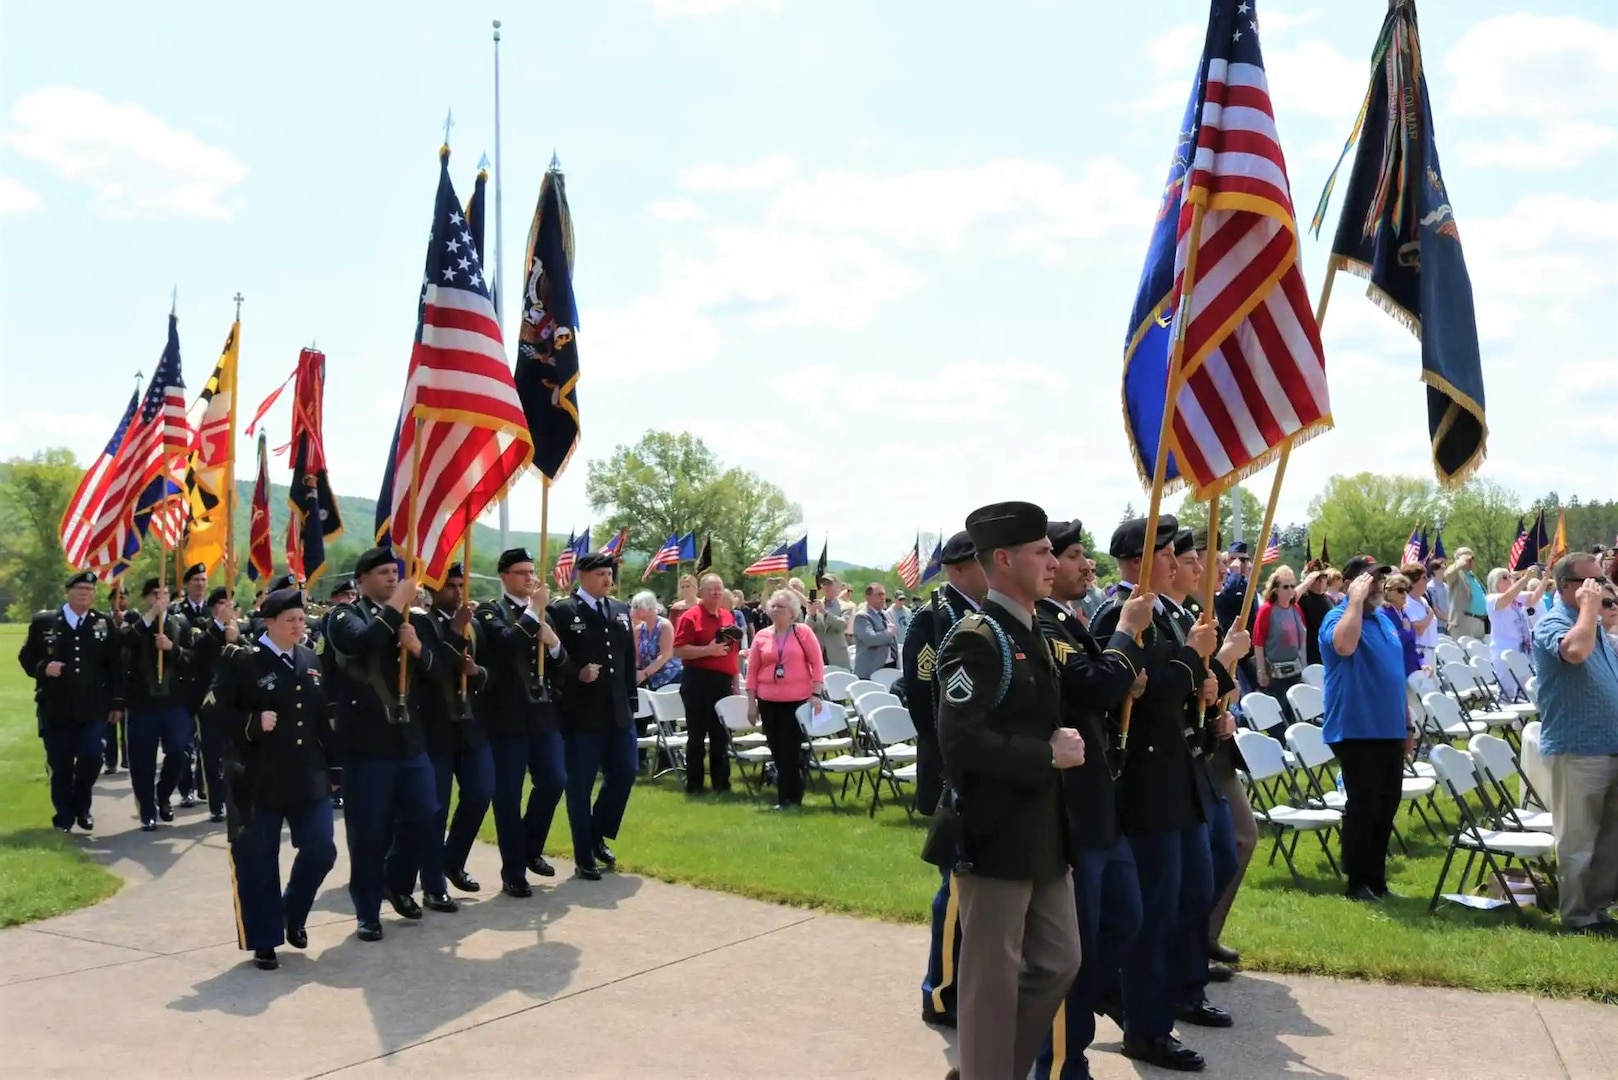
[1380, 573, 1424, 676]
[1320, 557, 1418, 902]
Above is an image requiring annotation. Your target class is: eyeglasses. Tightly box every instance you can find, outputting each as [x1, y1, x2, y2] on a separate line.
[1386, 587, 1409, 595]
[1278, 584, 1295, 590]
[1603, 598, 1618, 610]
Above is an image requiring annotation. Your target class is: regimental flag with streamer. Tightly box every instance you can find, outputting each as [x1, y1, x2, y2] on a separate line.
[1311, 0, 1484, 486]
[246, 431, 274, 582]
[182, 320, 241, 574]
[515, 160, 581, 482]
[60, 389, 139, 570]
[386, 149, 534, 587]
[1122, 0, 1330, 499]
[286, 347, 343, 586]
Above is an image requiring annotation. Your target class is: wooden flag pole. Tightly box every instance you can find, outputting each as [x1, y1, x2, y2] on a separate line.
[1201, 496, 1221, 619]
[1234, 263, 1340, 630]
[1119, 203, 1209, 751]
[224, 294, 244, 608]
[537, 479, 551, 680]
[157, 532, 167, 682]
[401, 417, 423, 704]
[460, 512, 472, 701]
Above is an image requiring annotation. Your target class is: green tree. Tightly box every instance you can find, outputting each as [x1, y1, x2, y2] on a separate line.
[0, 449, 82, 619]
[1306, 473, 1440, 566]
[1176, 487, 1265, 548]
[1438, 478, 1522, 571]
[585, 431, 802, 590]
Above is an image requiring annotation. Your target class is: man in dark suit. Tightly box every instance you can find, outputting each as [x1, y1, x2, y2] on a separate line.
[1034, 519, 1152, 1080]
[550, 552, 639, 881]
[475, 547, 570, 897]
[921, 501, 1084, 1080]
[101, 582, 131, 774]
[173, 562, 213, 808]
[18, 571, 125, 832]
[122, 578, 198, 831]
[185, 585, 245, 823]
[206, 587, 339, 971]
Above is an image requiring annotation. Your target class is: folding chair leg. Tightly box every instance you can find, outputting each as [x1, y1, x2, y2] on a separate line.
[1277, 828, 1305, 887]
[1428, 841, 1461, 913]
[1390, 823, 1410, 856]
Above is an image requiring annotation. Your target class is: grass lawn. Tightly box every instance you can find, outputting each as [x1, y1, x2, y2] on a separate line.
[0, 624, 122, 926]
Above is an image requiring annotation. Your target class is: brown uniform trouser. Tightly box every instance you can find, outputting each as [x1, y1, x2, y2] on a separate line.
[1209, 756, 1259, 945]
[954, 871, 1082, 1080]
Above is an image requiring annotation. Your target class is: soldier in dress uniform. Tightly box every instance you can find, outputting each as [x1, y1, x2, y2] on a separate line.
[1034, 519, 1153, 1080]
[101, 582, 131, 774]
[550, 552, 639, 881]
[324, 547, 439, 942]
[909, 529, 987, 1029]
[391, 562, 490, 913]
[173, 562, 213, 806]
[476, 547, 570, 897]
[920, 502, 1083, 1080]
[1089, 516, 1220, 1072]
[185, 585, 245, 823]
[122, 578, 198, 831]
[316, 576, 357, 809]
[206, 587, 339, 971]
[18, 571, 126, 832]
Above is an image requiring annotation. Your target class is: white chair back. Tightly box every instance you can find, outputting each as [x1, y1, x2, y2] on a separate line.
[1422, 691, 1467, 731]
[870, 668, 903, 691]
[1285, 683, 1324, 725]
[714, 694, 755, 733]
[636, 687, 656, 719]
[1234, 730, 1287, 781]
[1284, 722, 1335, 769]
[823, 670, 859, 702]
[1463, 638, 1491, 662]
[1501, 650, 1534, 687]
[796, 700, 853, 738]
[1520, 720, 1551, 803]
[1428, 743, 1480, 796]
[1408, 669, 1441, 697]
[1302, 664, 1325, 690]
[1466, 733, 1517, 786]
[1525, 676, 1539, 705]
[867, 705, 919, 746]
[1466, 658, 1500, 692]
[855, 690, 901, 718]
[648, 687, 686, 725]
[1240, 692, 1286, 732]
[843, 679, 883, 704]
[1434, 641, 1468, 667]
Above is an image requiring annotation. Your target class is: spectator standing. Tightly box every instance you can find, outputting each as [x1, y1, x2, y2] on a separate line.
[807, 574, 849, 668]
[1320, 556, 1416, 902]
[1297, 564, 1333, 668]
[1444, 548, 1489, 640]
[1379, 574, 1423, 676]
[673, 574, 742, 794]
[892, 591, 913, 641]
[1487, 567, 1548, 698]
[744, 589, 825, 809]
[667, 574, 699, 620]
[1424, 555, 1451, 637]
[853, 582, 900, 678]
[1400, 563, 1439, 667]
[1530, 553, 1618, 935]
[630, 590, 681, 690]
[1253, 565, 1306, 725]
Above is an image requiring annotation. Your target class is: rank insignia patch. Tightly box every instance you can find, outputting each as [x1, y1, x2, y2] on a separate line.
[1050, 639, 1076, 664]
[917, 643, 936, 681]
[943, 665, 974, 704]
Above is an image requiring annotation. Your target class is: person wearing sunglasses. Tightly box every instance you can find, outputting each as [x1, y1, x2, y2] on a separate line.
[1253, 565, 1307, 729]
[1601, 582, 1618, 650]
[1379, 574, 1424, 677]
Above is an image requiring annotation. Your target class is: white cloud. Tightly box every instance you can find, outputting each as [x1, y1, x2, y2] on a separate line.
[1263, 38, 1367, 120]
[1457, 123, 1617, 171]
[648, 197, 703, 221]
[676, 156, 797, 192]
[650, 0, 780, 18]
[6, 86, 247, 220]
[0, 174, 41, 214]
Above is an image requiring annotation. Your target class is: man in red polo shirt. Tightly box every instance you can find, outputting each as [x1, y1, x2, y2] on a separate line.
[673, 573, 742, 794]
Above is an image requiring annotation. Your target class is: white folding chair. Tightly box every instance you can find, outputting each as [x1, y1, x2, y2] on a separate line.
[1463, 638, 1491, 663]
[1285, 683, 1324, 726]
[870, 667, 903, 692]
[1421, 692, 1488, 743]
[808, 708, 881, 803]
[1500, 650, 1536, 705]
[865, 704, 921, 818]
[822, 670, 859, 703]
[1301, 663, 1325, 691]
[1239, 692, 1298, 768]
[794, 700, 854, 756]
[1434, 641, 1469, 667]
[1466, 734, 1553, 833]
[1425, 745, 1555, 923]
[646, 687, 689, 781]
[715, 694, 772, 796]
[1234, 730, 1342, 885]
[842, 679, 883, 705]
[1519, 720, 1552, 810]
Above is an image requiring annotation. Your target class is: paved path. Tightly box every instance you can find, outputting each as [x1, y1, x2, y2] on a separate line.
[3, 773, 1615, 1079]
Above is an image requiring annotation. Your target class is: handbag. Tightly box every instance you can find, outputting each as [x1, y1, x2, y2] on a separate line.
[1269, 659, 1303, 679]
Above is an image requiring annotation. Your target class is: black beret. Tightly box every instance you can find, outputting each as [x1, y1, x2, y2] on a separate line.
[183, 562, 207, 583]
[328, 577, 357, 599]
[940, 530, 976, 565]
[267, 573, 299, 593]
[355, 547, 397, 575]
[1047, 519, 1086, 558]
[576, 552, 616, 573]
[260, 588, 305, 619]
[444, 562, 465, 580]
[207, 586, 230, 606]
[1173, 527, 1196, 556]
[498, 547, 534, 572]
[1109, 514, 1179, 560]
[66, 571, 97, 589]
[139, 577, 162, 597]
[965, 501, 1048, 552]
[1227, 540, 1250, 556]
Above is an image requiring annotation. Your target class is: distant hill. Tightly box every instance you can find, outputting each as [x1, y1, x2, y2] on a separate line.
[246, 480, 563, 553]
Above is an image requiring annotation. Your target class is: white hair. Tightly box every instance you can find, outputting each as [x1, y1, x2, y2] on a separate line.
[768, 588, 802, 617]
[630, 590, 660, 614]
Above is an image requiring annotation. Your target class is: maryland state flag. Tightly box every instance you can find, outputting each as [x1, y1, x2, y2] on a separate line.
[516, 160, 581, 482]
[286, 348, 343, 585]
[183, 321, 241, 573]
[246, 431, 273, 582]
[1312, 0, 1485, 486]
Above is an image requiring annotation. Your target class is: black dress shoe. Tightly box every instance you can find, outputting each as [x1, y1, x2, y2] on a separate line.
[1121, 1035, 1205, 1072]
[446, 867, 481, 893]
[76, 814, 94, 832]
[209, 811, 225, 823]
[102, 764, 119, 776]
[423, 891, 460, 913]
[179, 795, 197, 809]
[1207, 941, 1240, 964]
[575, 864, 603, 881]
[921, 1007, 957, 1028]
[253, 948, 279, 971]
[55, 822, 71, 833]
[158, 804, 174, 823]
[285, 923, 308, 949]
[1207, 961, 1234, 983]
[501, 879, 533, 898]
[385, 890, 424, 920]
[528, 855, 556, 878]
[140, 820, 157, 832]
[356, 921, 384, 942]
[1345, 884, 1383, 903]
[1175, 1001, 1233, 1028]
[594, 841, 617, 869]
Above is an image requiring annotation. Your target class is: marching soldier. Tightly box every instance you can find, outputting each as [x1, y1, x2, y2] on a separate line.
[206, 587, 338, 971]
[393, 562, 489, 913]
[18, 571, 125, 832]
[317, 576, 357, 809]
[1034, 519, 1152, 1080]
[122, 578, 197, 831]
[921, 502, 1083, 1080]
[102, 582, 131, 775]
[174, 563, 213, 808]
[185, 585, 245, 823]
[325, 547, 439, 942]
[476, 547, 570, 897]
[550, 552, 639, 881]
[908, 529, 987, 1029]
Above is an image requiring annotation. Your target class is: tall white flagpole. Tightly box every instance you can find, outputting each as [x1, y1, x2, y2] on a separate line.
[493, 17, 511, 551]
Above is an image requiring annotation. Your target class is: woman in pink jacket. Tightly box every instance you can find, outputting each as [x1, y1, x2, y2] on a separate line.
[745, 589, 826, 809]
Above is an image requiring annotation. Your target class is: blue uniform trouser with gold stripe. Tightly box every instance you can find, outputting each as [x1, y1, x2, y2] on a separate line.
[1035, 837, 1143, 1079]
[921, 867, 962, 1018]
[229, 796, 336, 951]
[1119, 823, 1213, 1040]
[1172, 794, 1237, 1008]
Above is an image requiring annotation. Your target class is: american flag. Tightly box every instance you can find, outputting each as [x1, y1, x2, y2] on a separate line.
[1506, 518, 1527, 572]
[553, 530, 585, 588]
[1401, 527, 1422, 567]
[744, 544, 792, 577]
[387, 151, 535, 588]
[644, 533, 682, 581]
[59, 389, 140, 568]
[896, 539, 922, 590]
[600, 526, 630, 557]
[1261, 527, 1282, 565]
[1122, 0, 1330, 497]
[82, 316, 189, 577]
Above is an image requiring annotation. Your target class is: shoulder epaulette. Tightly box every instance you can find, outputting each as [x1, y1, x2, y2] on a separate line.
[938, 611, 1014, 709]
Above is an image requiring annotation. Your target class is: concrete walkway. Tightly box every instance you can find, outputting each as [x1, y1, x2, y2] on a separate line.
[2, 773, 1615, 1079]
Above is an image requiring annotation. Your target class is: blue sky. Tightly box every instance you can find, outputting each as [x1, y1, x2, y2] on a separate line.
[3, 0, 1614, 566]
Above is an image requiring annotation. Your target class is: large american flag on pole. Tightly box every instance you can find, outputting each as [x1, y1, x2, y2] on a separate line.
[1122, 0, 1330, 498]
[644, 534, 682, 580]
[388, 150, 535, 588]
[59, 388, 140, 568]
[896, 538, 922, 590]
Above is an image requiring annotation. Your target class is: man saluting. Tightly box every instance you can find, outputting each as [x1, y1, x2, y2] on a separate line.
[206, 587, 338, 971]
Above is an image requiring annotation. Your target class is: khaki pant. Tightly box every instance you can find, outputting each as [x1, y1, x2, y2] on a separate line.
[1548, 753, 1618, 927]
[1209, 758, 1258, 944]
[1451, 613, 1486, 641]
[954, 872, 1081, 1080]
